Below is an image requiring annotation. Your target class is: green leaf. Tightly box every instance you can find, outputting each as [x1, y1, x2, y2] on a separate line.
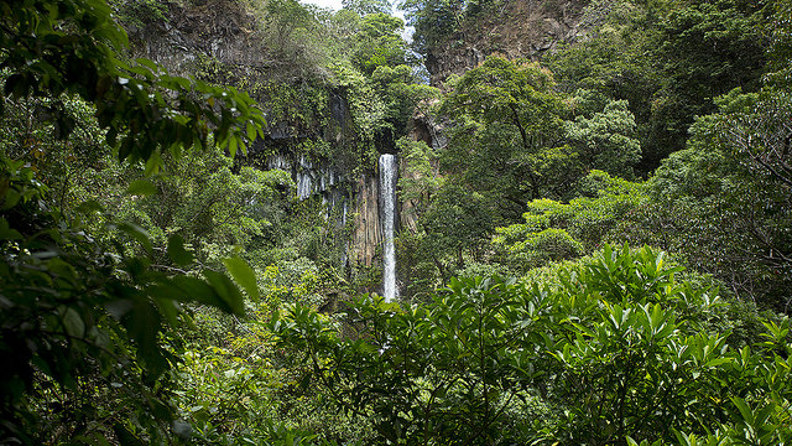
[731, 397, 755, 425]
[144, 152, 163, 175]
[167, 235, 194, 266]
[134, 57, 160, 73]
[228, 135, 238, 158]
[2, 188, 21, 210]
[0, 218, 22, 240]
[74, 200, 104, 215]
[113, 423, 145, 446]
[703, 357, 732, 368]
[204, 270, 245, 315]
[62, 307, 86, 338]
[128, 297, 167, 377]
[166, 276, 222, 307]
[118, 222, 152, 252]
[223, 256, 260, 299]
[126, 179, 158, 196]
[153, 298, 180, 327]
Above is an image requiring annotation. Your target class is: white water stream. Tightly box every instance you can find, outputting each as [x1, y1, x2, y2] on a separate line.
[379, 154, 398, 301]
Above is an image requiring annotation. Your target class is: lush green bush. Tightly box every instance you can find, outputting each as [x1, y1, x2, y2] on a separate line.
[272, 245, 791, 445]
[492, 171, 646, 274]
[612, 88, 792, 310]
[0, 0, 267, 441]
[0, 152, 261, 443]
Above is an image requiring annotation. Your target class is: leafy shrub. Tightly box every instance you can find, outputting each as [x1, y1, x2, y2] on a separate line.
[492, 171, 647, 274]
[271, 245, 792, 445]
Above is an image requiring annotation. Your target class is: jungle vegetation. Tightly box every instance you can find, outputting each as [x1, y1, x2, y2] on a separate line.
[1, 0, 791, 444]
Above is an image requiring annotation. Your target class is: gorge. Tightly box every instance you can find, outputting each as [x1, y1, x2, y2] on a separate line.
[2, 0, 790, 444]
[116, 0, 593, 301]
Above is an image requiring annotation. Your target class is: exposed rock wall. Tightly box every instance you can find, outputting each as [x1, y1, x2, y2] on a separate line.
[125, 0, 269, 77]
[399, 111, 444, 235]
[127, 0, 382, 268]
[352, 175, 382, 267]
[425, 0, 587, 86]
[266, 154, 348, 204]
[398, 157, 420, 236]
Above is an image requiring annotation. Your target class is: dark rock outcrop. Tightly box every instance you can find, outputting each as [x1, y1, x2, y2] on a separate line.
[424, 0, 587, 87]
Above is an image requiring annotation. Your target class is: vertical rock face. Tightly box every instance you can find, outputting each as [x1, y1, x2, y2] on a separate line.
[267, 154, 348, 207]
[352, 175, 382, 267]
[126, 0, 264, 77]
[424, 0, 587, 87]
[399, 112, 444, 235]
[398, 155, 420, 236]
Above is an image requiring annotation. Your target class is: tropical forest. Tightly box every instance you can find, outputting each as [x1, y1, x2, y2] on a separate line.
[1, 0, 791, 444]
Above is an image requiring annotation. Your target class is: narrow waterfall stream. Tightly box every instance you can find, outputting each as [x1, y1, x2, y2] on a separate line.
[379, 154, 398, 301]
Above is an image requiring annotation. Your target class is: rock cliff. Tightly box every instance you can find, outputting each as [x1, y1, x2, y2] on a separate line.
[126, 0, 264, 77]
[125, 0, 385, 268]
[351, 175, 382, 268]
[424, 0, 587, 87]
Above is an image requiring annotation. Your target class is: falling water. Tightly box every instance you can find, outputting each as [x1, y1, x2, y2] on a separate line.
[379, 154, 398, 301]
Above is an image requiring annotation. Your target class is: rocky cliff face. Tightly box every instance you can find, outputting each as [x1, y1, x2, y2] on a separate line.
[126, 0, 386, 268]
[425, 0, 587, 86]
[351, 175, 382, 268]
[126, 0, 265, 76]
[399, 111, 443, 236]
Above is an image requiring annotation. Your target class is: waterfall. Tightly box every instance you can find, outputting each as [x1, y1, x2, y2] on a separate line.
[379, 154, 398, 301]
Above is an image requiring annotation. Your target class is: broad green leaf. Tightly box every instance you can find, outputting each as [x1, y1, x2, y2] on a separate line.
[228, 135, 238, 158]
[703, 357, 732, 368]
[167, 276, 222, 307]
[0, 218, 22, 240]
[731, 397, 754, 425]
[134, 57, 160, 72]
[167, 234, 194, 266]
[144, 152, 163, 175]
[126, 179, 158, 196]
[223, 256, 260, 299]
[74, 200, 104, 215]
[128, 297, 166, 376]
[118, 222, 152, 252]
[62, 307, 85, 338]
[204, 270, 245, 315]
[2, 188, 21, 210]
[113, 422, 145, 446]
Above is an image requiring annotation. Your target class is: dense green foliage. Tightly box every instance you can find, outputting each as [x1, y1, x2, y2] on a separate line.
[0, 0, 265, 165]
[397, 58, 647, 294]
[547, 0, 769, 170]
[399, 0, 503, 54]
[2, 0, 792, 444]
[274, 246, 791, 444]
[0, 0, 267, 441]
[397, 0, 791, 308]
